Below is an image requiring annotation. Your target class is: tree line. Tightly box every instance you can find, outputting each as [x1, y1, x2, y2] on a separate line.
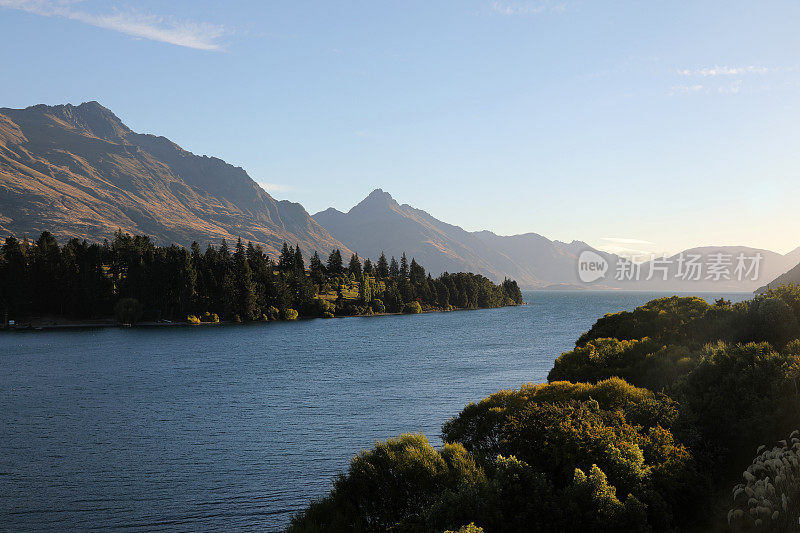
[0, 231, 523, 325]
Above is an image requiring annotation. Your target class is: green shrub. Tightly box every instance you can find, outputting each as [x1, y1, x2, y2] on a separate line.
[674, 342, 800, 476]
[371, 298, 385, 314]
[548, 337, 697, 391]
[316, 299, 336, 317]
[186, 314, 201, 325]
[403, 301, 422, 314]
[441, 377, 695, 530]
[288, 434, 485, 532]
[283, 308, 299, 320]
[322, 311, 334, 319]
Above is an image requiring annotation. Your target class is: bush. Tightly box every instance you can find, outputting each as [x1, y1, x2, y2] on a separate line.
[265, 306, 279, 321]
[371, 298, 385, 314]
[576, 296, 711, 347]
[548, 337, 697, 391]
[316, 299, 336, 317]
[674, 342, 800, 475]
[322, 311, 334, 319]
[187, 314, 201, 325]
[403, 301, 422, 314]
[441, 378, 695, 530]
[283, 308, 299, 321]
[288, 434, 485, 532]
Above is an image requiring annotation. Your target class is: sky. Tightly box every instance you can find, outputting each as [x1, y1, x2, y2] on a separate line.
[1, 0, 799, 256]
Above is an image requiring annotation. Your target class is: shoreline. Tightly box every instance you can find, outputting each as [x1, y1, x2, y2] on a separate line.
[1, 303, 524, 332]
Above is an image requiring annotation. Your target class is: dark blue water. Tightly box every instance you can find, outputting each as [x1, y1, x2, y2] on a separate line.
[0, 291, 749, 531]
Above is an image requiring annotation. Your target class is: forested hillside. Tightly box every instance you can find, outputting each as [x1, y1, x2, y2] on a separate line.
[0, 231, 523, 326]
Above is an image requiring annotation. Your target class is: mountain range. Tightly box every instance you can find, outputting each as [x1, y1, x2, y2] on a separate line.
[0, 101, 349, 257]
[313, 189, 602, 288]
[314, 191, 800, 292]
[1, 101, 797, 292]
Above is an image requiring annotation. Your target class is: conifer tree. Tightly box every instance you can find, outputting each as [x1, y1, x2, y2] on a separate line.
[376, 252, 389, 279]
[279, 242, 295, 272]
[409, 258, 425, 284]
[293, 244, 304, 273]
[327, 249, 344, 276]
[309, 251, 325, 285]
[348, 253, 362, 278]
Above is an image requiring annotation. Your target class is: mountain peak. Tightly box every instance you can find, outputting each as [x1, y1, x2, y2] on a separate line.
[366, 188, 394, 202]
[20, 101, 131, 142]
[351, 188, 398, 212]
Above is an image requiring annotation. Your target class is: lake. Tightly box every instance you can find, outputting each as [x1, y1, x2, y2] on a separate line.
[0, 291, 749, 531]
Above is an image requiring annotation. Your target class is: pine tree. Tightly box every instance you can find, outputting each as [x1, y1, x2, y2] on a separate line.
[31, 231, 62, 314]
[409, 258, 425, 284]
[279, 242, 294, 272]
[294, 244, 304, 273]
[389, 256, 399, 278]
[376, 252, 389, 279]
[400, 252, 409, 279]
[309, 251, 326, 284]
[348, 253, 362, 278]
[363, 258, 373, 276]
[359, 275, 373, 304]
[0, 236, 30, 321]
[227, 238, 256, 320]
[327, 249, 344, 276]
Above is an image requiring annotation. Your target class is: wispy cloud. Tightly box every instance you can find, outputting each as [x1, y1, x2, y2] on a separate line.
[678, 65, 769, 77]
[490, 1, 565, 16]
[0, 0, 226, 51]
[678, 65, 770, 78]
[597, 238, 664, 259]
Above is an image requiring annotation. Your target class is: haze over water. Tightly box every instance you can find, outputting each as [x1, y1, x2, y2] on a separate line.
[0, 291, 748, 531]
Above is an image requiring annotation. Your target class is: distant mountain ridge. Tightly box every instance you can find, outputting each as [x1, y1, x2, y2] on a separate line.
[315, 189, 800, 291]
[0, 101, 349, 257]
[313, 189, 615, 288]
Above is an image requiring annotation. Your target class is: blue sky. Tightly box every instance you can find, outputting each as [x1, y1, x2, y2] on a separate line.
[2, 1, 799, 255]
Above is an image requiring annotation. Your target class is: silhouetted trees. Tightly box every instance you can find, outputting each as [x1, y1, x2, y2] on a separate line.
[0, 231, 523, 324]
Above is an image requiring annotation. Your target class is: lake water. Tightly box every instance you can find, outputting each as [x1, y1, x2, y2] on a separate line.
[0, 291, 749, 531]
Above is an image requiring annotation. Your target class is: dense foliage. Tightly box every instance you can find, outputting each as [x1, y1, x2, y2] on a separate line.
[0, 231, 522, 324]
[290, 288, 800, 532]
